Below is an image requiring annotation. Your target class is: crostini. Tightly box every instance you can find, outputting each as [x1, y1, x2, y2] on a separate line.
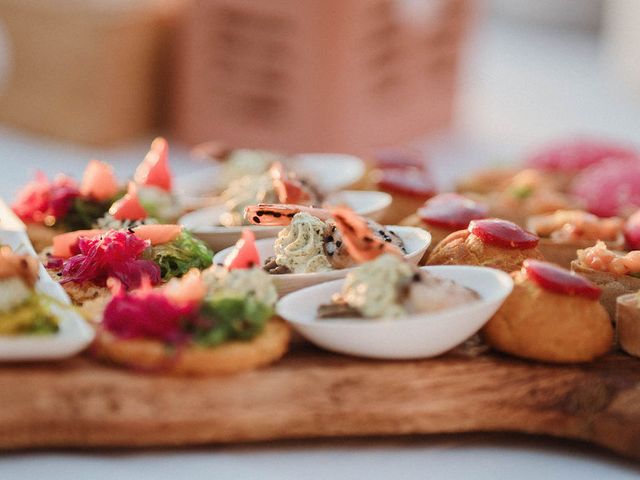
[93, 264, 290, 375]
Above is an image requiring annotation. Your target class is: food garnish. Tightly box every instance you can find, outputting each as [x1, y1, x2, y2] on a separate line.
[468, 218, 539, 250]
[523, 259, 600, 300]
[417, 193, 488, 229]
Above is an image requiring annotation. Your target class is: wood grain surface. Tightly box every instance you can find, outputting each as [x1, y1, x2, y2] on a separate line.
[1, 345, 640, 459]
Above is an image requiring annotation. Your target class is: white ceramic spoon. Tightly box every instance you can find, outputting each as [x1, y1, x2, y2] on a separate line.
[276, 265, 513, 359]
[174, 153, 366, 209]
[213, 226, 431, 296]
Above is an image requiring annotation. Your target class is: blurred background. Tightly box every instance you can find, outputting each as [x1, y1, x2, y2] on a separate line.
[1, 0, 640, 192]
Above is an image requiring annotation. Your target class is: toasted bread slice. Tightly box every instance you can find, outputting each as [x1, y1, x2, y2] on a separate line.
[93, 318, 291, 375]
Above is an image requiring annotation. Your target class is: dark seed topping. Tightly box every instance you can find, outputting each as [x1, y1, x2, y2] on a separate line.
[326, 235, 334, 242]
[253, 216, 261, 223]
[335, 240, 342, 247]
[257, 211, 264, 216]
[127, 227, 135, 234]
[273, 212, 281, 217]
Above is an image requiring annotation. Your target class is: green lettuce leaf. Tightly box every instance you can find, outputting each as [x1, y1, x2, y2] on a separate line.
[191, 294, 273, 346]
[60, 197, 114, 231]
[148, 230, 213, 281]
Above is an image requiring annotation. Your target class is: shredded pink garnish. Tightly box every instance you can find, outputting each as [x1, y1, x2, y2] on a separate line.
[57, 230, 160, 288]
[103, 280, 196, 342]
[12, 172, 80, 223]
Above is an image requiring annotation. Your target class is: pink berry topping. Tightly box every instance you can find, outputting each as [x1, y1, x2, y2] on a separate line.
[377, 168, 435, 198]
[418, 193, 488, 230]
[525, 138, 638, 172]
[624, 210, 640, 250]
[523, 259, 601, 300]
[469, 218, 539, 250]
[571, 159, 640, 217]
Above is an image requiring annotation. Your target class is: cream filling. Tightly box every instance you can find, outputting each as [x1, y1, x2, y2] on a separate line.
[341, 254, 413, 318]
[274, 213, 331, 273]
[203, 265, 277, 307]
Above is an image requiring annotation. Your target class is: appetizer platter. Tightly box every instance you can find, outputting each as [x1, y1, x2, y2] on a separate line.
[3, 137, 640, 461]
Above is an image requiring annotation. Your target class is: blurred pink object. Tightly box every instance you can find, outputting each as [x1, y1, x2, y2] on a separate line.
[571, 159, 640, 217]
[524, 138, 638, 173]
[172, 0, 471, 154]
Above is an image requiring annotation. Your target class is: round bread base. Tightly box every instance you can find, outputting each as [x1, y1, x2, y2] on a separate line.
[93, 319, 291, 375]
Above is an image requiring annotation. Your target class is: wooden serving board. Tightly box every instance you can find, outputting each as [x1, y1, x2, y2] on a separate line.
[2, 344, 640, 460]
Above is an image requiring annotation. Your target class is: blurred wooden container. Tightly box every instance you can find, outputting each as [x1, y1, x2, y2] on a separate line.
[0, 0, 180, 145]
[172, 0, 471, 154]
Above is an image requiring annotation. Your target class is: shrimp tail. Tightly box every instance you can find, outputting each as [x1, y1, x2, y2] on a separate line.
[244, 204, 332, 226]
[330, 207, 402, 263]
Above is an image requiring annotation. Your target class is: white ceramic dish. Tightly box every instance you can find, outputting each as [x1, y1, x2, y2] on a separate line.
[213, 226, 431, 296]
[179, 190, 392, 251]
[0, 229, 95, 362]
[175, 153, 366, 209]
[277, 265, 513, 359]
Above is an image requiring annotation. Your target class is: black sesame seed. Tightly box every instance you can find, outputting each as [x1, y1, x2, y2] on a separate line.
[273, 212, 282, 218]
[253, 216, 261, 223]
[335, 240, 342, 247]
[412, 273, 421, 282]
[257, 211, 264, 216]
[326, 235, 334, 242]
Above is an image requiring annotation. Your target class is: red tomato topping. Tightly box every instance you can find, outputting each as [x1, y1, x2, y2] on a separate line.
[418, 193, 488, 229]
[523, 259, 601, 300]
[469, 218, 539, 250]
[377, 168, 435, 198]
[109, 183, 147, 221]
[80, 160, 119, 201]
[134, 137, 173, 192]
[224, 230, 261, 270]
